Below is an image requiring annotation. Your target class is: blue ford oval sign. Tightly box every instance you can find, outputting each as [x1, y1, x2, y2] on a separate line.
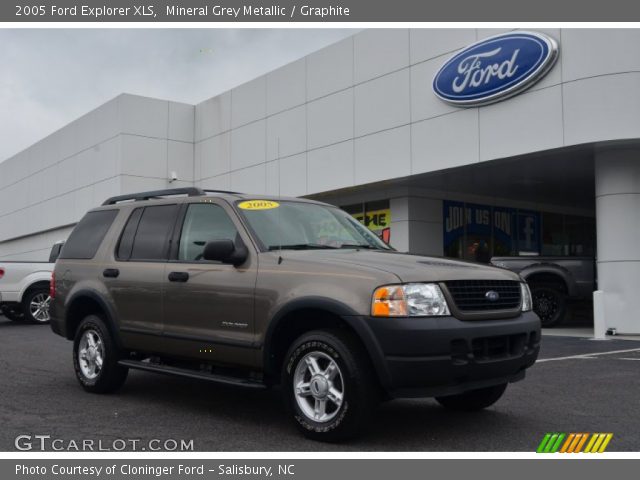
[433, 31, 559, 107]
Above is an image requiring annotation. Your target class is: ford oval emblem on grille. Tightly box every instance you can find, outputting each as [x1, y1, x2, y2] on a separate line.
[485, 290, 500, 302]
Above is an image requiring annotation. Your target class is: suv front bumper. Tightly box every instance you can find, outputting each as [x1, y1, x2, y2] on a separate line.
[357, 311, 540, 398]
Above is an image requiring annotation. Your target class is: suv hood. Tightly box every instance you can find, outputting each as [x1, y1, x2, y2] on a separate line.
[280, 249, 521, 283]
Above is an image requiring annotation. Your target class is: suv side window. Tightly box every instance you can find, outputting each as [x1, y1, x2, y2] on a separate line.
[178, 203, 238, 262]
[116, 207, 143, 260]
[59, 210, 118, 260]
[119, 205, 179, 261]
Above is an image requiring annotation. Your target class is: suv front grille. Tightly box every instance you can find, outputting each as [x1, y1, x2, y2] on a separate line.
[444, 280, 521, 312]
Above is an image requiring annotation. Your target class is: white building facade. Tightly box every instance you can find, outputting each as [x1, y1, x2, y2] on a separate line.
[1, 28, 639, 333]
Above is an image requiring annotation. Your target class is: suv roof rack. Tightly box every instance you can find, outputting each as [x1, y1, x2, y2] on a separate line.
[101, 188, 241, 206]
[201, 189, 243, 196]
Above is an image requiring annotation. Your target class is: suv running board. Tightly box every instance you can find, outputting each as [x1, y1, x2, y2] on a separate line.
[118, 359, 267, 389]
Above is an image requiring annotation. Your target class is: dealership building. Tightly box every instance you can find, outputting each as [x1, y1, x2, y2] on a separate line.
[1, 28, 639, 334]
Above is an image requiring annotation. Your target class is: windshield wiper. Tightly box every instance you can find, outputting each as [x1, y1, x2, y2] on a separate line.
[338, 244, 379, 250]
[268, 244, 338, 251]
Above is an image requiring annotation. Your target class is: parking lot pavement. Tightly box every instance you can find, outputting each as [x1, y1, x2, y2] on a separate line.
[1, 315, 639, 452]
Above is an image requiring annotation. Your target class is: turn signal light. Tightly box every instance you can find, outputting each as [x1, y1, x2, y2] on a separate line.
[0, 268, 4, 279]
[372, 286, 407, 317]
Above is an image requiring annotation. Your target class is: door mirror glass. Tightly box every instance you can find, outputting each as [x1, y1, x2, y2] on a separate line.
[203, 239, 234, 262]
[203, 239, 248, 266]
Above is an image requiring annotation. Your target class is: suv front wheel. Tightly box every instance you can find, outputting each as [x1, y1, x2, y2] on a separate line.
[282, 329, 378, 442]
[73, 315, 128, 393]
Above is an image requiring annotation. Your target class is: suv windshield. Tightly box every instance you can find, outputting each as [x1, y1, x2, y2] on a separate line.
[236, 200, 392, 251]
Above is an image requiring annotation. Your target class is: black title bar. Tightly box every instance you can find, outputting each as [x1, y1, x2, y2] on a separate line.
[4, 0, 640, 22]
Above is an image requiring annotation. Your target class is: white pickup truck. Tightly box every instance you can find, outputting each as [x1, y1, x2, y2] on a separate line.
[0, 242, 64, 324]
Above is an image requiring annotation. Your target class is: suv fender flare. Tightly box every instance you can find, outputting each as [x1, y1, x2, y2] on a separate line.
[64, 289, 122, 348]
[263, 297, 392, 388]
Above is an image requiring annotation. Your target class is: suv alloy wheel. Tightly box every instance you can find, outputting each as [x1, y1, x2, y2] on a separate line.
[282, 329, 378, 442]
[73, 315, 128, 393]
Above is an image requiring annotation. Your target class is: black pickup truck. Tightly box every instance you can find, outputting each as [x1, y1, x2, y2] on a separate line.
[491, 256, 595, 327]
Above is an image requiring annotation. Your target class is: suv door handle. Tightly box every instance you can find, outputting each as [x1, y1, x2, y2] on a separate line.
[103, 268, 119, 278]
[168, 271, 189, 283]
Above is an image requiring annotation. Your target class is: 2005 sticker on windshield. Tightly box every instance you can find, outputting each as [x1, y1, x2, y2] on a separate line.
[238, 200, 280, 210]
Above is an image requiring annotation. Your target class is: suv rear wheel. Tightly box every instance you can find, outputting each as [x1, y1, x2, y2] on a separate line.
[282, 329, 378, 442]
[73, 315, 128, 393]
[436, 383, 507, 411]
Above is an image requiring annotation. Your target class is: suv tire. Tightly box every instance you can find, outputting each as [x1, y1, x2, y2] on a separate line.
[436, 383, 507, 411]
[73, 315, 128, 393]
[282, 329, 378, 442]
[22, 288, 51, 324]
[530, 285, 568, 328]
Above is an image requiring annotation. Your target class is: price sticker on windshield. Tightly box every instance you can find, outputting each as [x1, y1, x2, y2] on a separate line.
[238, 200, 280, 210]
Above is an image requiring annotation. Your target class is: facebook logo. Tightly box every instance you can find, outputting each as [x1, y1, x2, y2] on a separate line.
[518, 212, 540, 253]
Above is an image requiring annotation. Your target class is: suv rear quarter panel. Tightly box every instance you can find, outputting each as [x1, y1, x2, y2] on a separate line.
[52, 207, 131, 339]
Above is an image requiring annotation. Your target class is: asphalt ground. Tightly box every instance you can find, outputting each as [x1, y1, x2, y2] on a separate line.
[1, 315, 638, 452]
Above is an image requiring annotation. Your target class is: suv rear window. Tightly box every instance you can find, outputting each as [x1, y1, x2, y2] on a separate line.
[118, 205, 179, 261]
[59, 210, 118, 260]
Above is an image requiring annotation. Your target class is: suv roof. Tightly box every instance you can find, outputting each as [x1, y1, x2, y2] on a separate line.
[100, 187, 330, 208]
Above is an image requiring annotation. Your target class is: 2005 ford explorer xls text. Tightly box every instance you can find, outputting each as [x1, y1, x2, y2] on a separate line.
[50, 188, 540, 441]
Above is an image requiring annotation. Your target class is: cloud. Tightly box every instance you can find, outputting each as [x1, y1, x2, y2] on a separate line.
[0, 28, 357, 162]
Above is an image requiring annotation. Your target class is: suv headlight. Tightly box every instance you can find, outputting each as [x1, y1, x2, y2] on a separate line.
[372, 283, 450, 317]
[520, 282, 532, 312]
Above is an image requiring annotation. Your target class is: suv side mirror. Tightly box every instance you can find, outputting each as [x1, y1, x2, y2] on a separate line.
[203, 239, 248, 266]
